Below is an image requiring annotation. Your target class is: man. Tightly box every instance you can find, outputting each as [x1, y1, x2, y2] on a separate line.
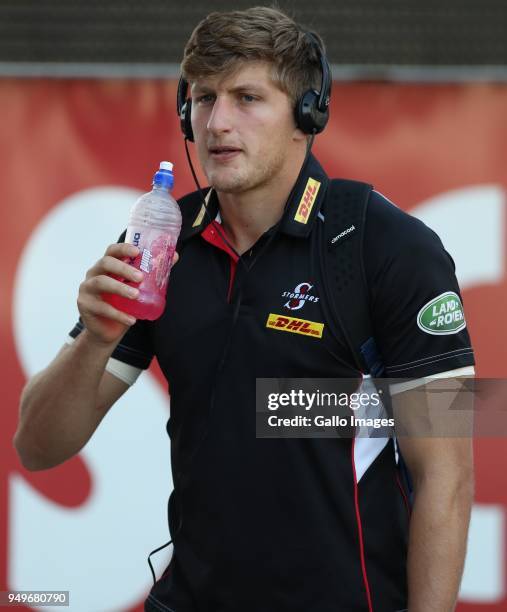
[15, 7, 475, 612]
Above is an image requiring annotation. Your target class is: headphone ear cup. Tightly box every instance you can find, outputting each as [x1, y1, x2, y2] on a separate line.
[296, 88, 329, 134]
[180, 99, 194, 142]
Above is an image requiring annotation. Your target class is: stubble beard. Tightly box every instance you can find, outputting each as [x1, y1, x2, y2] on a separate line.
[205, 147, 287, 195]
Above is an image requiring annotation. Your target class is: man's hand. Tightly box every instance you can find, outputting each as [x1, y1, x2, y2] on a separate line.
[77, 243, 179, 346]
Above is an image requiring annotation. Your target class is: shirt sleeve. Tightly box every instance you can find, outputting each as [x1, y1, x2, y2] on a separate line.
[68, 230, 155, 371]
[364, 191, 475, 380]
[389, 365, 475, 395]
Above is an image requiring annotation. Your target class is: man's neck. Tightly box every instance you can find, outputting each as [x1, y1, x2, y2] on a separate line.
[215, 151, 308, 255]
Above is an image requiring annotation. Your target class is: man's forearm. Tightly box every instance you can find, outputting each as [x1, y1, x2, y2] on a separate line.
[14, 329, 120, 470]
[407, 472, 473, 612]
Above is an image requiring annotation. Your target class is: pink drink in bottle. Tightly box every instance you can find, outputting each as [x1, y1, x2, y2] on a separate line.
[104, 161, 182, 321]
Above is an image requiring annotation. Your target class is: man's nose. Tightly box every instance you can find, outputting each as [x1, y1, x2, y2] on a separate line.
[207, 96, 233, 135]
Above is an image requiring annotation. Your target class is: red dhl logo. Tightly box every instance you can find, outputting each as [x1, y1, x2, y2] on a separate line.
[294, 178, 321, 224]
[266, 313, 324, 338]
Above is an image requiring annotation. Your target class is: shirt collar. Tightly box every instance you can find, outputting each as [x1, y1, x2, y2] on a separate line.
[179, 188, 218, 243]
[180, 153, 329, 242]
[278, 153, 329, 238]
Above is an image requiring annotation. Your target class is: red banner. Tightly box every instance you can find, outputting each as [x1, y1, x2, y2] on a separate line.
[1, 79, 506, 611]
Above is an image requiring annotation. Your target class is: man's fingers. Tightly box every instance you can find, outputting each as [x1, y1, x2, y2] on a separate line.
[105, 243, 139, 258]
[101, 256, 144, 282]
[89, 300, 137, 327]
[87, 254, 144, 283]
[85, 243, 176, 284]
[87, 275, 140, 299]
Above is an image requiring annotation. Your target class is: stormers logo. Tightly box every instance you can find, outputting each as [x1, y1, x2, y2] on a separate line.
[417, 291, 467, 335]
[266, 313, 324, 338]
[282, 282, 320, 311]
[294, 178, 321, 224]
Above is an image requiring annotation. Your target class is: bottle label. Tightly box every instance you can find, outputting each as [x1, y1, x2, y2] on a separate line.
[125, 227, 176, 291]
[140, 248, 152, 273]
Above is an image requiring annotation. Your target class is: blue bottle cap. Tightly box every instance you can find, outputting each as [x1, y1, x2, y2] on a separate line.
[153, 161, 174, 189]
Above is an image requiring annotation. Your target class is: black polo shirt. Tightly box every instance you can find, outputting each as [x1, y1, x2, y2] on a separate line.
[70, 154, 474, 612]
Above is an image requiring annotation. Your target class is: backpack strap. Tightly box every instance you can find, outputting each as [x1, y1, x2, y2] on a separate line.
[319, 179, 414, 505]
[319, 179, 384, 376]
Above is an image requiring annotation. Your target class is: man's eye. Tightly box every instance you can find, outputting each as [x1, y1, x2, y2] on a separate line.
[195, 94, 214, 104]
[241, 94, 256, 103]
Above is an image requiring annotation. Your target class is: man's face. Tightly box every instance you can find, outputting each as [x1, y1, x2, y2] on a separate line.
[190, 61, 303, 194]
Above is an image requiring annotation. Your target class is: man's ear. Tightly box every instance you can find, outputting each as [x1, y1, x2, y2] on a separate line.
[292, 125, 308, 142]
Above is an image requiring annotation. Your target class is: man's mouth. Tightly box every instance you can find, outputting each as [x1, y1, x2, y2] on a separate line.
[208, 146, 242, 160]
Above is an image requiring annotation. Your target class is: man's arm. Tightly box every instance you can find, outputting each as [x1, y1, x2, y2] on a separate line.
[394, 377, 474, 612]
[14, 242, 146, 471]
[15, 332, 130, 471]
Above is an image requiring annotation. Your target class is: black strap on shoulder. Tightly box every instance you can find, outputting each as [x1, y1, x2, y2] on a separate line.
[319, 178, 386, 375]
[320, 179, 414, 505]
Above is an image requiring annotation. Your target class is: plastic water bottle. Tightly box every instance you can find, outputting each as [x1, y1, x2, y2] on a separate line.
[104, 161, 182, 321]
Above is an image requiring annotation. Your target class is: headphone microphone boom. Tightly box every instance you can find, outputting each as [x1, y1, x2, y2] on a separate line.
[176, 32, 331, 142]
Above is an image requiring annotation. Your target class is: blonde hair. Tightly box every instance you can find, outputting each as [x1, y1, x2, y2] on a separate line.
[181, 6, 325, 105]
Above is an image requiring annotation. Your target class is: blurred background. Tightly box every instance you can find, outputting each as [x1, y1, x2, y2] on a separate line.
[1, 1, 506, 610]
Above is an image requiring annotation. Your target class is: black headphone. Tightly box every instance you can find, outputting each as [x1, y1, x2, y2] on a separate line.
[176, 31, 331, 142]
